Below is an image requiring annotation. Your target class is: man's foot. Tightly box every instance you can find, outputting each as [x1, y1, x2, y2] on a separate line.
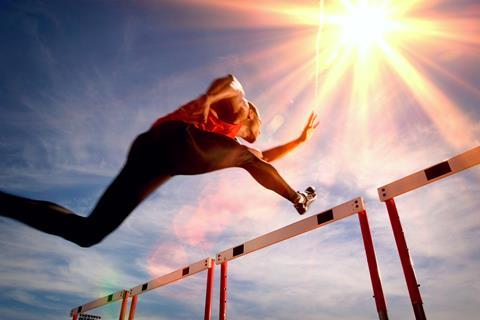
[294, 186, 316, 215]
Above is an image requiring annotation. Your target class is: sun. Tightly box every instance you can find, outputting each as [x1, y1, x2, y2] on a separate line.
[312, 0, 405, 84]
[312, 1, 403, 98]
[330, 1, 398, 52]
[340, 4, 390, 48]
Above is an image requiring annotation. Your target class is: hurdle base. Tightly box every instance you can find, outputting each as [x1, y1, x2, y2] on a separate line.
[413, 302, 426, 320]
[378, 310, 389, 320]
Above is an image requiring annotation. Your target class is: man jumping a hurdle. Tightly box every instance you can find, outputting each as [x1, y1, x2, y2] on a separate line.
[0, 74, 318, 247]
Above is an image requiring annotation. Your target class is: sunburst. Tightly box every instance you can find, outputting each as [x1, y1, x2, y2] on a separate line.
[310, 0, 478, 149]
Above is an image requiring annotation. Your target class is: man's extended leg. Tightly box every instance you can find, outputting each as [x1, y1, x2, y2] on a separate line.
[0, 190, 91, 245]
[0, 160, 169, 247]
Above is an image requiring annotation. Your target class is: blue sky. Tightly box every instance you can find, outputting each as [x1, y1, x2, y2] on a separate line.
[1, 0, 479, 319]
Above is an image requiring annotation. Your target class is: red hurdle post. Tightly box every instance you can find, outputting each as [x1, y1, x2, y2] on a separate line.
[219, 261, 228, 320]
[385, 198, 426, 320]
[358, 210, 389, 320]
[128, 294, 138, 320]
[204, 262, 215, 320]
[119, 290, 130, 320]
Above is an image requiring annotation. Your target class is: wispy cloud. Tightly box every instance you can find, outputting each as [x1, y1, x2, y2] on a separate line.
[1, 0, 480, 319]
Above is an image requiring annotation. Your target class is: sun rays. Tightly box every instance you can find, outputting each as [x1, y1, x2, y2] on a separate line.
[139, 0, 480, 276]
[169, 0, 479, 150]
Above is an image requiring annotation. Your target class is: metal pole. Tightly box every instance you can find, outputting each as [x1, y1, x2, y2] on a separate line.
[219, 261, 228, 320]
[204, 263, 215, 320]
[119, 290, 130, 320]
[358, 210, 389, 320]
[385, 198, 426, 320]
[128, 294, 138, 320]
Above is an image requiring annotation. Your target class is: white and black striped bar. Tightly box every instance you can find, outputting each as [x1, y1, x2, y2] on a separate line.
[78, 314, 102, 320]
[378, 146, 480, 202]
[216, 197, 365, 264]
[129, 257, 214, 296]
[70, 290, 126, 316]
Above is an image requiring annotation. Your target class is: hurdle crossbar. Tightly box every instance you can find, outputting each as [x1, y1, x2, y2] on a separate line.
[217, 197, 364, 263]
[377, 145, 480, 320]
[129, 257, 213, 296]
[216, 197, 389, 320]
[71, 289, 126, 318]
[378, 146, 480, 201]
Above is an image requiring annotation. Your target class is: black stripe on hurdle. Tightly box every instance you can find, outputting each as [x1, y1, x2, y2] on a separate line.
[182, 267, 190, 276]
[424, 161, 452, 181]
[233, 244, 244, 257]
[142, 283, 148, 291]
[317, 209, 334, 225]
[107, 294, 113, 302]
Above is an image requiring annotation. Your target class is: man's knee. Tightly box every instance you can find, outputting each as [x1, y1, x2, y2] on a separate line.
[69, 218, 110, 248]
[75, 233, 105, 248]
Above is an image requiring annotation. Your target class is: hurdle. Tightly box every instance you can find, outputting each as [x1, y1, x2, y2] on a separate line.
[70, 257, 215, 320]
[216, 197, 389, 320]
[70, 290, 128, 320]
[128, 257, 215, 319]
[377, 145, 480, 320]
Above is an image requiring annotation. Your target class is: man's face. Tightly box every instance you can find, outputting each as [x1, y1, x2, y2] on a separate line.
[244, 102, 261, 143]
[246, 117, 261, 143]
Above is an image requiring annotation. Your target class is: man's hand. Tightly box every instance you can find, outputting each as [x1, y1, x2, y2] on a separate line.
[261, 111, 319, 162]
[298, 111, 319, 143]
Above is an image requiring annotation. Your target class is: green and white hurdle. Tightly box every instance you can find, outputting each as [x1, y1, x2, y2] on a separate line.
[70, 258, 215, 320]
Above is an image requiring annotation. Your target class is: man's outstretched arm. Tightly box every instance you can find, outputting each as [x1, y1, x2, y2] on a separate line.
[260, 112, 319, 162]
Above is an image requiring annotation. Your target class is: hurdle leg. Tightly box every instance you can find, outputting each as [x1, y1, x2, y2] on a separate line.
[204, 263, 215, 320]
[358, 210, 389, 320]
[119, 290, 130, 320]
[385, 198, 426, 320]
[219, 261, 228, 320]
[128, 295, 138, 320]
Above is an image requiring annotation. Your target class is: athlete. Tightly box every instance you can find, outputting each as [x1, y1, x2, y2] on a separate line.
[0, 75, 318, 247]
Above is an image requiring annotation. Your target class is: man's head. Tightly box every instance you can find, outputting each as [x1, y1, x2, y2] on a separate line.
[239, 101, 262, 143]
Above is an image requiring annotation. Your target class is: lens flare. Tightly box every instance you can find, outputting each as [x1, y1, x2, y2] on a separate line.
[143, 0, 480, 252]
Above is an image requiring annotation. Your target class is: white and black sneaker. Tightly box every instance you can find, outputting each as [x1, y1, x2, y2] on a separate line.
[294, 186, 317, 215]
